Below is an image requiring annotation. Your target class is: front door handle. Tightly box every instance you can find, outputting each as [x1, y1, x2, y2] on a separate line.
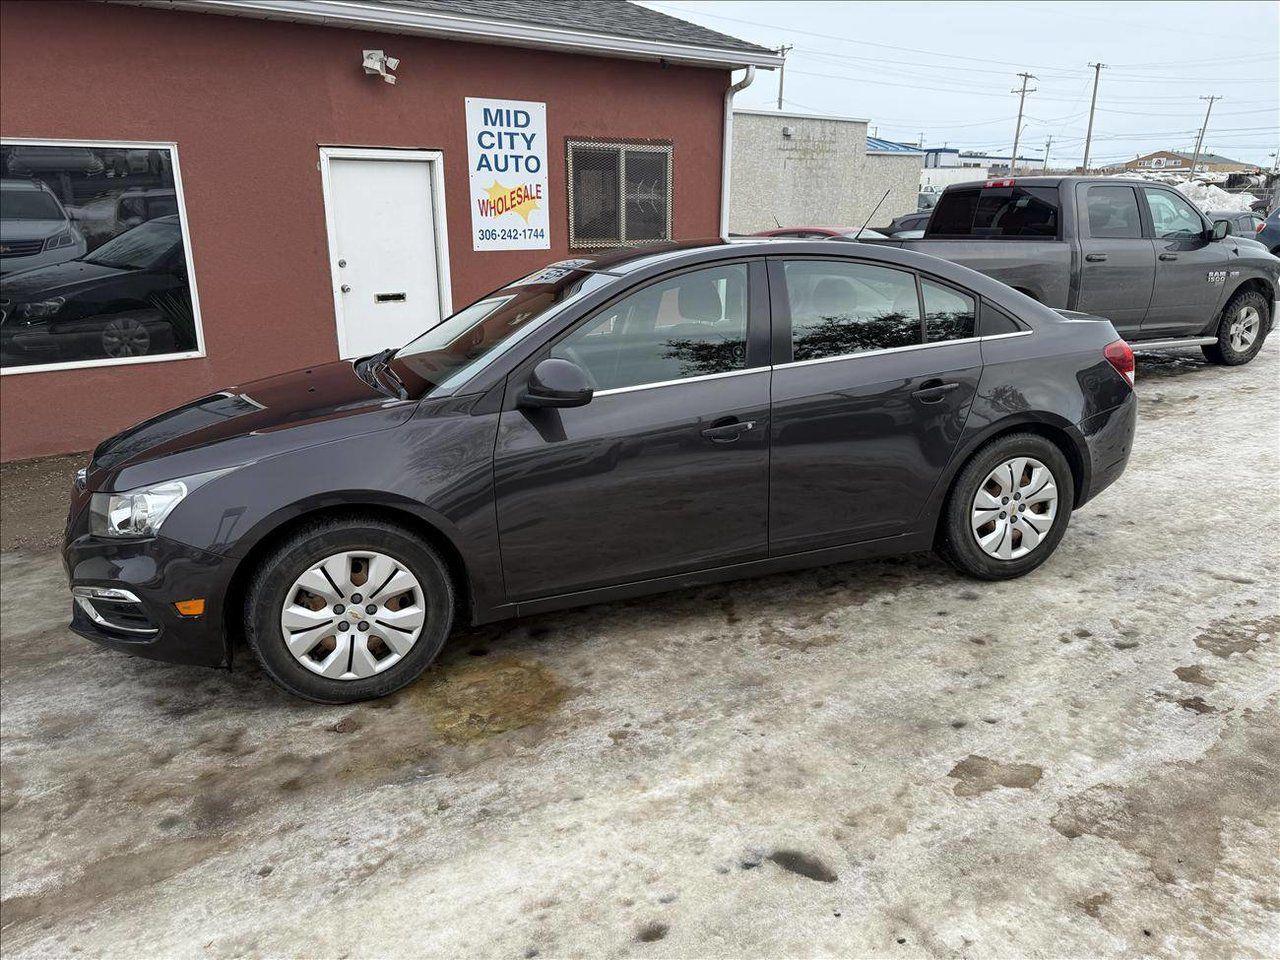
[911, 380, 960, 403]
[1085, 253, 1108, 262]
[701, 418, 756, 442]
[1159, 253, 1179, 261]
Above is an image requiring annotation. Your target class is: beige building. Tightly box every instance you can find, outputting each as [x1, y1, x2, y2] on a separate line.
[729, 109, 922, 233]
[1123, 150, 1257, 174]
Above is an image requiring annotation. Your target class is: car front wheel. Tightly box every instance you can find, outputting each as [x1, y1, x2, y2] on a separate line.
[245, 517, 454, 703]
[1203, 289, 1269, 366]
[938, 433, 1075, 580]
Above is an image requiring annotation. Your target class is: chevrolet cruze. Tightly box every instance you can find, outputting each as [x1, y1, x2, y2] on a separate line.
[64, 240, 1137, 702]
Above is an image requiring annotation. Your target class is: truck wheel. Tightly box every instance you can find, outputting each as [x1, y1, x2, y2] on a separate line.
[245, 516, 455, 703]
[938, 433, 1075, 581]
[1203, 290, 1269, 366]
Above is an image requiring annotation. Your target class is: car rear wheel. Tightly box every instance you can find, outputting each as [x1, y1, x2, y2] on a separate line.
[1203, 289, 1269, 366]
[245, 517, 454, 703]
[938, 434, 1075, 580]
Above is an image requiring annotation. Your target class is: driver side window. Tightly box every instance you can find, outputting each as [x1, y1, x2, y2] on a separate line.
[1143, 188, 1204, 240]
[551, 264, 749, 391]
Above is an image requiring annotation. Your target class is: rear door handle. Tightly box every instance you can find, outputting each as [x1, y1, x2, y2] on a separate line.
[1085, 253, 1108, 262]
[701, 418, 756, 442]
[1159, 253, 1179, 261]
[911, 380, 960, 403]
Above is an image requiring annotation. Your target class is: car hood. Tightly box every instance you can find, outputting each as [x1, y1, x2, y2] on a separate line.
[0, 218, 67, 243]
[89, 359, 418, 491]
[0, 258, 125, 298]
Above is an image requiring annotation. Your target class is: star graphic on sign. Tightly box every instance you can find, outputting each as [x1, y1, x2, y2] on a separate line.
[486, 181, 540, 222]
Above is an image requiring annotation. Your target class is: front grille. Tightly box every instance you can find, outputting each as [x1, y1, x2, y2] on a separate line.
[72, 587, 159, 637]
[0, 239, 45, 258]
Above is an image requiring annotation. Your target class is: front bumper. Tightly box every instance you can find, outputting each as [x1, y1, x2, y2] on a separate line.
[1077, 390, 1137, 506]
[63, 532, 236, 668]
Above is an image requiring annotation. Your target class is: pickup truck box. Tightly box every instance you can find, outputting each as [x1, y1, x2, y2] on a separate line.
[889, 176, 1279, 365]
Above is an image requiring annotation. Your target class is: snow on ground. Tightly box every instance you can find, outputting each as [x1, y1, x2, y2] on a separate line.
[1106, 170, 1258, 212]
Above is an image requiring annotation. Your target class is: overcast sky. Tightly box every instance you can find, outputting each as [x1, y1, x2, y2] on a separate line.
[639, 0, 1280, 168]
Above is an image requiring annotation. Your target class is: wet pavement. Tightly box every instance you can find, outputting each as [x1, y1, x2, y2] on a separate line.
[1, 346, 1277, 958]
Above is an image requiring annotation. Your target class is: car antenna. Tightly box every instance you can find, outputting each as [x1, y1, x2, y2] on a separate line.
[856, 188, 891, 238]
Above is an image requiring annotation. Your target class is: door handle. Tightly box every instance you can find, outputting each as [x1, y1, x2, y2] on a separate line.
[1159, 253, 1179, 261]
[911, 380, 960, 403]
[701, 418, 756, 442]
[1085, 253, 1108, 262]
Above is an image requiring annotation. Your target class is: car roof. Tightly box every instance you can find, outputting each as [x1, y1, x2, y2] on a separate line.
[0, 178, 53, 192]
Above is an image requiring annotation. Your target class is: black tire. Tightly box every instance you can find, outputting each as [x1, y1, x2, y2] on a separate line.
[245, 516, 454, 703]
[1202, 289, 1270, 366]
[937, 433, 1075, 581]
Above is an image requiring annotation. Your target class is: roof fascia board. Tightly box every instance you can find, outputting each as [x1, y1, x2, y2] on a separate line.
[113, 0, 784, 69]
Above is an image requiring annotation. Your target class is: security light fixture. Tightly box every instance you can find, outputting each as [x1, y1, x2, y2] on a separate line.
[362, 49, 399, 84]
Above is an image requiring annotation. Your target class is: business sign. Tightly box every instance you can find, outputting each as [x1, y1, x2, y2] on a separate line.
[466, 97, 550, 251]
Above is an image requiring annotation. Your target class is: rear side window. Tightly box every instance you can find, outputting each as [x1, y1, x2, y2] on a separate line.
[782, 260, 921, 361]
[922, 280, 976, 342]
[928, 185, 1059, 238]
[1085, 185, 1143, 239]
[978, 301, 1023, 336]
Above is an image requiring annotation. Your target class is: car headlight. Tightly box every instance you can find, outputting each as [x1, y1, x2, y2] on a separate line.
[16, 297, 65, 320]
[89, 469, 230, 538]
[44, 229, 78, 251]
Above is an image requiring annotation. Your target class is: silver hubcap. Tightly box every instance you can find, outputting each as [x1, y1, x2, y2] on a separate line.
[280, 551, 425, 680]
[1228, 306, 1260, 352]
[971, 457, 1058, 561]
[102, 317, 150, 357]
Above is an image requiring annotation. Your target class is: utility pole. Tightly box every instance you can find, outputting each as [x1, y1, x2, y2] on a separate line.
[776, 44, 793, 111]
[1043, 135, 1053, 171]
[1081, 62, 1106, 173]
[918, 131, 926, 149]
[1010, 72, 1036, 175]
[1189, 95, 1223, 175]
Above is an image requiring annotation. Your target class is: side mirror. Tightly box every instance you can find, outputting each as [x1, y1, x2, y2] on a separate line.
[1210, 219, 1230, 241]
[519, 357, 593, 409]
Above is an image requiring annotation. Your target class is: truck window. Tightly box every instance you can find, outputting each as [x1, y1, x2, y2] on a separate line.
[1142, 188, 1204, 240]
[927, 185, 1059, 239]
[1086, 186, 1143, 239]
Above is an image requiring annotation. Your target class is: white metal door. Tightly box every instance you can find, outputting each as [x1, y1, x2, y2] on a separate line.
[322, 150, 450, 359]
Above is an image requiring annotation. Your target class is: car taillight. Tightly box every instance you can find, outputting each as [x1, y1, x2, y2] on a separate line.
[1104, 339, 1135, 387]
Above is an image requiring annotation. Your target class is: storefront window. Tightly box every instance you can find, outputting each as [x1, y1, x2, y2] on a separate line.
[567, 140, 672, 247]
[0, 141, 201, 373]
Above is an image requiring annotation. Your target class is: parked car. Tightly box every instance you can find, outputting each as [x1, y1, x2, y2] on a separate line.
[887, 211, 932, 235]
[1257, 207, 1280, 255]
[0, 178, 88, 275]
[1204, 209, 1264, 239]
[66, 239, 1137, 703]
[0, 214, 194, 367]
[5, 144, 105, 177]
[753, 226, 888, 240]
[891, 177, 1279, 365]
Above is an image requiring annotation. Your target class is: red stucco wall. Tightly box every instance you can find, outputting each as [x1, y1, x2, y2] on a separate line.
[0, 1, 728, 460]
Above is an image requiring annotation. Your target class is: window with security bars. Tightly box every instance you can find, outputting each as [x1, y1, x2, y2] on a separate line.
[567, 141, 671, 247]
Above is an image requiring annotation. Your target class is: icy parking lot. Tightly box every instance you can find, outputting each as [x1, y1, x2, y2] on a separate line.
[1, 347, 1277, 958]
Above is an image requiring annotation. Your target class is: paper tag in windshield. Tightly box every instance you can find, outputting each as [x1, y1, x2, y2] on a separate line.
[507, 259, 594, 287]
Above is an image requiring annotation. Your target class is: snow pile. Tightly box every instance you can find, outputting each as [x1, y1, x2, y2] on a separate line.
[1106, 171, 1257, 212]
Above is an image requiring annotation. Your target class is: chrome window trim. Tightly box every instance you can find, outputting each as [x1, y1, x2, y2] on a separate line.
[593, 365, 764, 397]
[773, 330, 1032, 373]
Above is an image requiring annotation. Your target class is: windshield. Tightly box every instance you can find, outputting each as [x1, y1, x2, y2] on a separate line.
[1, 188, 63, 221]
[390, 262, 614, 395]
[86, 219, 180, 269]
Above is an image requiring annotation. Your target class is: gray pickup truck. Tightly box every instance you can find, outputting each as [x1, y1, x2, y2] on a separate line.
[890, 176, 1279, 365]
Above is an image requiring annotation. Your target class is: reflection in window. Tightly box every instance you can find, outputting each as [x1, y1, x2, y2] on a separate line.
[922, 280, 976, 342]
[552, 264, 748, 390]
[783, 260, 921, 361]
[0, 143, 197, 370]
